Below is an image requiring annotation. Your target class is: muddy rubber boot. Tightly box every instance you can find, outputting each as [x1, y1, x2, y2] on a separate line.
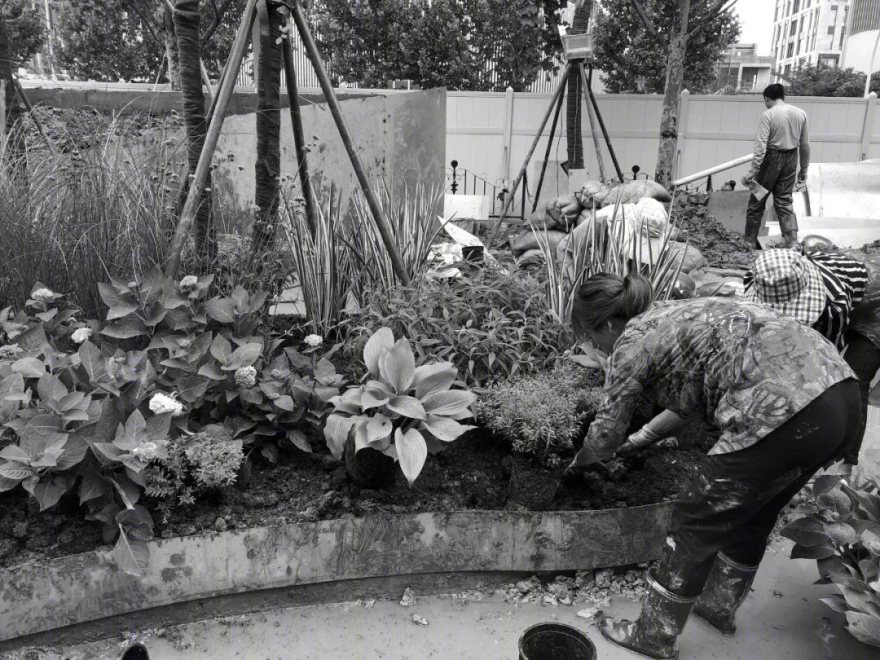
[692, 552, 759, 635]
[121, 644, 149, 660]
[598, 569, 696, 659]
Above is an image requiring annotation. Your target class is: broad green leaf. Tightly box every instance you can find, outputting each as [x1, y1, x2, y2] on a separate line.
[37, 374, 68, 402]
[59, 391, 86, 412]
[205, 297, 236, 323]
[820, 594, 848, 613]
[225, 343, 262, 370]
[78, 340, 106, 382]
[0, 462, 32, 481]
[863, 530, 880, 556]
[845, 611, 880, 646]
[331, 388, 363, 415]
[98, 283, 138, 321]
[414, 367, 457, 399]
[287, 429, 312, 453]
[783, 516, 831, 547]
[826, 521, 858, 547]
[354, 415, 393, 451]
[55, 435, 89, 470]
[30, 476, 73, 511]
[0, 475, 20, 492]
[145, 413, 172, 446]
[323, 414, 356, 460]
[198, 363, 227, 381]
[395, 427, 427, 486]
[101, 318, 149, 340]
[79, 470, 111, 504]
[421, 390, 476, 416]
[112, 526, 149, 577]
[381, 339, 415, 394]
[813, 474, 844, 497]
[361, 386, 391, 411]
[93, 442, 124, 463]
[363, 328, 394, 378]
[386, 396, 427, 420]
[261, 444, 280, 464]
[177, 375, 210, 404]
[422, 416, 475, 442]
[11, 357, 45, 379]
[210, 333, 233, 364]
[0, 445, 29, 462]
[411, 361, 455, 392]
[818, 489, 853, 517]
[139, 266, 165, 306]
[274, 395, 295, 412]
[790, 543, 836, 560]
[160, 358, 193, 372]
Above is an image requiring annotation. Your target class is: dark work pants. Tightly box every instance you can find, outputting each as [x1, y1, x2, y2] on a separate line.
[744, 148, 799, 248]
[843, 329, 880, 464]
[657, 379, 860, 598]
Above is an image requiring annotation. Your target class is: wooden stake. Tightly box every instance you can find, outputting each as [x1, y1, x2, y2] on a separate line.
[14, 80, 56, 156]
[488, 63, 571, 248]
[532, 86, 565, 214]
[167, 0, 258, 279]
[289, 0, 410, 285]
[0, 80, 6, 142]
[281, 17, 318, 238]
[579, 63, 606, 183]
[200, 58, 215, 109]
[586, 65, 623, 182]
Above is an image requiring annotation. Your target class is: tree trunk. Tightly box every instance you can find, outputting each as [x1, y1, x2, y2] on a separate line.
[252, 1, 282, 254]
[164, 3, 181, 90]
[565, 2, 590, 170]
[654, 0, 689, 189]
[174, 0, 214, 265]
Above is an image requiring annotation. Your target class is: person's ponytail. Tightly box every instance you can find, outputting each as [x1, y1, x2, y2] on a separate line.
[571, 272, 653, 338]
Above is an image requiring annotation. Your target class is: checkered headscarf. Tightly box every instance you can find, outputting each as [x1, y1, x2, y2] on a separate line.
[743, 249, 827, 327]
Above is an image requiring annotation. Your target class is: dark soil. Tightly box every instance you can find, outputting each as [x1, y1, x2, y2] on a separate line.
[672, 198, 754, 270]
[0, 428, 709, 570]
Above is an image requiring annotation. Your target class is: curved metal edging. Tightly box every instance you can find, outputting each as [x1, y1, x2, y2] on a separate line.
[0, 503, 675, 643]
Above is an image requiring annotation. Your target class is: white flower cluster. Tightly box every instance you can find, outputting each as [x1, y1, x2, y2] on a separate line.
[131, 441, 159, 461]
[304, 334, 323, 348]
[0, 345, 24, 359]
[70, 327, 93, 344]
[31, 288, 55, 301]
[149, 392, 185, 417]
[235, 366, 257, 389]
[179, 275, 199, 290]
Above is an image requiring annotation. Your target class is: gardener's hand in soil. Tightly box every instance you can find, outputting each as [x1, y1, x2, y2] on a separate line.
[565, 446, 601, 477]
[617, 426, 663, 456]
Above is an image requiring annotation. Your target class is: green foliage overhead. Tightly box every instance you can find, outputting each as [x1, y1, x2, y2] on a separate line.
[778, 63, 880, 97]
[593, 0, 740, 94]
[313, 0, 566, 91]
[6, 0, 46, 68]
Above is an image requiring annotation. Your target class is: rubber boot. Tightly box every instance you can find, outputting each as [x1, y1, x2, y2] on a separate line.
[692, 552, 759, 635]
[781, 231, 799, 250]
[598, 569, 696, 659]
[121, 644, 149, 660]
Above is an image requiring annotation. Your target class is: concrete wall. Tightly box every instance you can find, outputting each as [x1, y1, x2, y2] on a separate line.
[841, 29, 880, 73]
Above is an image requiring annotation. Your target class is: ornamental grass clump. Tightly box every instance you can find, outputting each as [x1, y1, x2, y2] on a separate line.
[477, 361, 604, 468]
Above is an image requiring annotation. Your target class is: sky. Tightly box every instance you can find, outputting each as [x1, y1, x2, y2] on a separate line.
[734, 0, 776, 55]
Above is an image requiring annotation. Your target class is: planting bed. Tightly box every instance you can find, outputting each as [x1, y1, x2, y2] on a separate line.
[0, 429, 709, 571]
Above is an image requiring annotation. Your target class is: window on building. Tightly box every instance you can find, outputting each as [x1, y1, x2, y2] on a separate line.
[785, 64, 792, 75]
[791, 20, 798, 35]
[788, 42, 795, 57]
[828, 24, 836, 35]
[793, 0, 799, 12]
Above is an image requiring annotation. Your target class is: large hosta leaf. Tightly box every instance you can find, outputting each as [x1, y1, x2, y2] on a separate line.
[387, 396, 426, 420]
[354, 415, 393, 452]
[363, 328, 394, 379]
[330, 388, 363, 415]
[422, 416, 475, 443]
[395, 427, 427, 486]
[411, 361, 455, 392]
[324, 414, 356, 460]
[361, 383, 392, 411]
[782, 517, 830, 546]
[421, 390, 476, 417]
[112, 525, 150, 577]
[846, 611, 880, 647]
[381, 339, 415, 394]
[414, 366, 457, 399]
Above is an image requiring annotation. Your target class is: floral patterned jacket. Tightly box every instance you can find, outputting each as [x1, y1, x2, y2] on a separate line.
[584, 298, 855, 459]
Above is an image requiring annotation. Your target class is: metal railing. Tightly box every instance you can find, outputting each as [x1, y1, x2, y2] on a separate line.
[446, 160, 525, 220]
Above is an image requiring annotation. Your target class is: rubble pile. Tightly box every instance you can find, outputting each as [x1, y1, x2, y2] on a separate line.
[496, 568, 649, 610]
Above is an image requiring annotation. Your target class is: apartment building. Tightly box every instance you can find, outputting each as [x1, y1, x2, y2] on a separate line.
[771, 0, 851, 76]
[840, 0, 880, 73]
[716, 44, 775, 92]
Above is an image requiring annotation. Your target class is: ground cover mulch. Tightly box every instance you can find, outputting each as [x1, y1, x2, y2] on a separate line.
[672, 197, 755, 270]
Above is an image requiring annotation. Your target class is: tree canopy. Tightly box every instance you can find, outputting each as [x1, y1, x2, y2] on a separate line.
[594, 0, 740, 94]
[6, 0, 46, 69]
[778, 63, 880, 97]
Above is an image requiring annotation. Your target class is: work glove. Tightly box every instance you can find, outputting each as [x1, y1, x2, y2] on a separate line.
[740, 174, 754, 188]
[616, 426, 662, 457]
[564, 445, 601, 478]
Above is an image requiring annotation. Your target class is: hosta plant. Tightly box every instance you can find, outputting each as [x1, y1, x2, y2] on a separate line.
[324, 327, 476, 486]
[782, 472, 880, 648]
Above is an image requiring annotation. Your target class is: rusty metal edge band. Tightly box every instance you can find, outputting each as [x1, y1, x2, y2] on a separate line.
[0, 503, 675, 643]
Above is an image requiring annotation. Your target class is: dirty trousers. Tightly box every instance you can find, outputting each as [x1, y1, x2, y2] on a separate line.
[744, 147, 800, 248]
[656, 379, 859, 597]
[843, 329, 880, 464]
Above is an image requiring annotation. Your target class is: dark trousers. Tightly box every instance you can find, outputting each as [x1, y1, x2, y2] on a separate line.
[657, 379, 860, 597]
[843, 329, 880, 464]
[744, 148, 799, 248]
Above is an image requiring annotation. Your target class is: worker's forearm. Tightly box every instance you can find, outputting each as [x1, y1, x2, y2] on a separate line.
[643, 409, 685, 438]
[799, 144, 811, 172]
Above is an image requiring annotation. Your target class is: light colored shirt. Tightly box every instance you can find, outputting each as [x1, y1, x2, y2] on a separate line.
[583, 299, 853, 460]
[749, 103, 810, 177]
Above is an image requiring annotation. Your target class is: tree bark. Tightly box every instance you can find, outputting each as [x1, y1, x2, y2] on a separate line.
[252, 0, 282, 254]
[164, 2, 181, 90]
[174, 0, 214, 265]
[565, 2, 590, 170]
[654, 0, 689, 189]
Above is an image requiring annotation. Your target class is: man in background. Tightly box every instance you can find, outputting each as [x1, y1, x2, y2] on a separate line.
[742, 83, 810, 249]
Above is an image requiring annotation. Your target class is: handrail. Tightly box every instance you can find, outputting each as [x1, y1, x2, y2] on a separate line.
[672, 153, 752, 187]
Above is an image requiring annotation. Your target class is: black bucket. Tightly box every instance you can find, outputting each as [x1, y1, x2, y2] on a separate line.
[462, 245, 484, 262]
[518, 623, 596, 660]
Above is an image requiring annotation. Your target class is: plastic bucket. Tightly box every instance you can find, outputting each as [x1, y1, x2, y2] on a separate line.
[518, 623, 596, 660]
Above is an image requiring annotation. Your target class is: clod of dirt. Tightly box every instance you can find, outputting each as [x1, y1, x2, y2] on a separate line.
[497, 570, 648, 607]
[400, 587, 416, 607]
[411, 614, 429, 626]
[672, 198, 754, 270]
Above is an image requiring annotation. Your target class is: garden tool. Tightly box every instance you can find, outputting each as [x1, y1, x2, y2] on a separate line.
[598, 568, 696, 659]
[692, 552, 759, 635]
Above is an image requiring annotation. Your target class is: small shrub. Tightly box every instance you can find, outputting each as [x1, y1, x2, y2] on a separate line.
[342, 260, 571, 387]
[782, 472, 880, 648]
[477, 361, 604, 468]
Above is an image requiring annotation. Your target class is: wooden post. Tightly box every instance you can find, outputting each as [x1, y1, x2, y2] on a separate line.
[579, 63, 606, 183]
[675, 89, 691, 180]
[290, 0, 410, 285]
[585, 66, 623, 183]
[860, 92, 877, 161]
[487, 63, 571, 247]
[13, 80, 56, 155]
[502, 86, 514, 185]
[532, 89, 565, 214]
[167, 0, 259, 279]
[281, 16, 318, 237]
[0, 80, 6, 141]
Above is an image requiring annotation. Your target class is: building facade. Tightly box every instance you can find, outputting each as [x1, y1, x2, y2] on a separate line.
[771, 0, 851, 76]
[716, 44, 775, 92]
[840, 0, 880, 73]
